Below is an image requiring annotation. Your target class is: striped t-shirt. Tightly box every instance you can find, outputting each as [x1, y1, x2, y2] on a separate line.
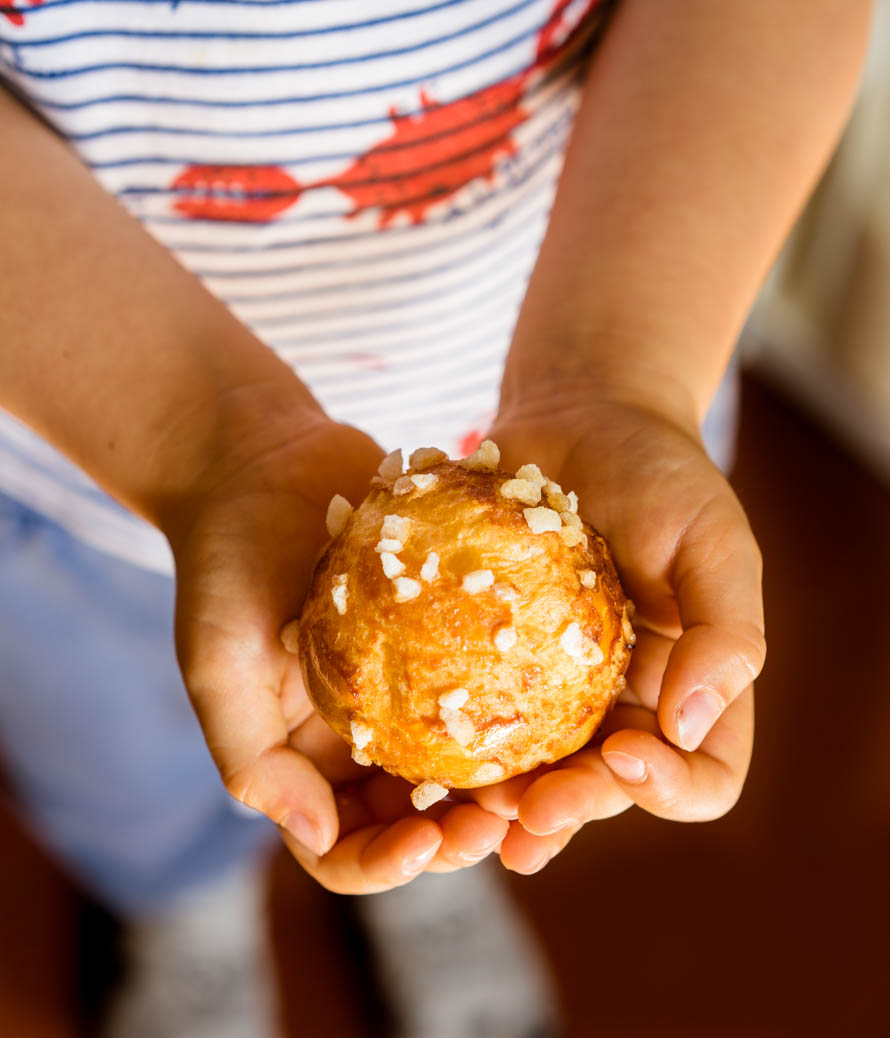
[0, 0, 611, 574]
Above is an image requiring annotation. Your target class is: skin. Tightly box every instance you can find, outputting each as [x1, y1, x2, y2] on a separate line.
[0, 1, 873, 893]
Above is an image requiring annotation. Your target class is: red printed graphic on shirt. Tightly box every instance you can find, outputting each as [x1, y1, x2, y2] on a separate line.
[320, 83, 528, 228]
[170, 0, 604, 224]
[171, 164, 300, 222]
[456, 409, 497, 458]
[1, 0, 43, 28]
[347, 353, 390, 372]
[458, 428, 487, 458]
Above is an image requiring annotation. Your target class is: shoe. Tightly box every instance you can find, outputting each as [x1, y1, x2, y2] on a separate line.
[351, 862, 560, 1038]
[101, 860, 279, 1038]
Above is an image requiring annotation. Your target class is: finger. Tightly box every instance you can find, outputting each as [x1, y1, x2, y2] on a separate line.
[189, 670, 337, 854]
[180, 612, 338, 856]
[602, 687, 754, 821]
[288, 712, 370, 785]
[466, 772, 538, 820]
[516, 748, 633, 836]
[660, 494, 766, 751]
[224, 742, 338, 857]
[498, 818, 579, 875]
[598, 700, 661, 742]
[622, 626, 675, 712]
[284, 817, 443, 895]
[279, 653, 314, 731]
[426, 803, 510, 872]
[334, 789, 375, 839]
[341, 769, 456, 828]
[356, 770, 417, 823]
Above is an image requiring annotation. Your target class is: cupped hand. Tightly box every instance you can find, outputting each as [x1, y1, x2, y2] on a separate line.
[163, 413, 507, 894]
[467, 394, 765, 873]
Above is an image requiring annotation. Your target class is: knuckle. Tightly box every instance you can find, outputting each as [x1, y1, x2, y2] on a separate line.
[733, 624, 767, 682]
[220, 759, 264, 813]
[222, 767, 253, 807]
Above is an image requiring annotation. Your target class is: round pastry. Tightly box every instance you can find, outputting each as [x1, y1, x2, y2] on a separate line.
[283, 440, 634, 811]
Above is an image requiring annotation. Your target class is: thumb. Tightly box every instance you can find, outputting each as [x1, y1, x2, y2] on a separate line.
[177, 603, 339, 856]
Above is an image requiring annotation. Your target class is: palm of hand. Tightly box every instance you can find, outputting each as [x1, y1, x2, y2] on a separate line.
[467, 402, 764, 872]
[166, 418, 508, 894]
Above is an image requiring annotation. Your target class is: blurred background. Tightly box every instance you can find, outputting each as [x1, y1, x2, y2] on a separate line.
[2, 7, 889, 1038]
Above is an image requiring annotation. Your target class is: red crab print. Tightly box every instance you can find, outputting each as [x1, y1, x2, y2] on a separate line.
[171, 164, 300, 222]
[2, 0, 43, 27]
[170, 0, 605, 226]
[318, 82, 528, 229]
[310, 0, 604, 229]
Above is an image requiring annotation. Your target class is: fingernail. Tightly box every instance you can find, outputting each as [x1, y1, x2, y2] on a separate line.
[282, 811, 326, 857]
[676, 688, 724, 751]
[603, 751, 648, 784]
[402, 842, 439, 876]
[456, 838, 503, 864]
[456, 849, 490, 864]
[527, 849, 553, 874]
[494, 808, 519, 821]
[541, 815, 580, 835]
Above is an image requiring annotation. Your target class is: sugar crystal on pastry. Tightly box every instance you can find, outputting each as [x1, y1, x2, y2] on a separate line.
[409, 447, 448, 471]
[378, 449, 403, 480]
[381, 514, 412, 542]
[420, 551, 440, 583]
[350, 720, 373, 750]
[500, 478, 542, 506]
[330, 574, 348, 616]
[325, 494, 353, 538]
[440, 707, 475, 747]
[560, 526, 588, 548]
[515, 463, 546, 488]
[380, 552, 405, 579]
[438, 687, 469, 710]
[411, 781, 449, 811]
[410, 473, 439, 492]
[493, 625, 518, 652]
[459, 438, 500, 471]
[393, 576, 422, 602]
[392, 475, 415, 496]
[523, 506, 562, 534]
[461, 569, 495, 593]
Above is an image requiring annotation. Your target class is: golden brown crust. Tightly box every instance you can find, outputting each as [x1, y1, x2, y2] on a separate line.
[296, 458, 633, 788]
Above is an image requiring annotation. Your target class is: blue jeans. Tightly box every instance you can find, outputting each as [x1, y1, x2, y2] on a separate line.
[0, 492, 273, 917]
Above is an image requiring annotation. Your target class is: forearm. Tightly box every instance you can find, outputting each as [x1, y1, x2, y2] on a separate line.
[503, 0, 872, 426]
[0, 88, 323, 530]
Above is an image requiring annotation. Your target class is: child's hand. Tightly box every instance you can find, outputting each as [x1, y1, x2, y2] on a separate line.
[467, 394, 764, 873]
[164, 415, 507, 894]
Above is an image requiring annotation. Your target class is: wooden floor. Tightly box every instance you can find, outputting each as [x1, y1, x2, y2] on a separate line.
[2, 369, 888, 1037]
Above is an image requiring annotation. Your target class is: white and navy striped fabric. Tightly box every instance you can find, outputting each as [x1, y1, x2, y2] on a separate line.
[0, 0, 610, 574]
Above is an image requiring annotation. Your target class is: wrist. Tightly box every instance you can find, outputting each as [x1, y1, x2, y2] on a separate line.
[160, 409, 384, 572]
[134, 341, 327, 538]
[500, 323, 703, 436]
